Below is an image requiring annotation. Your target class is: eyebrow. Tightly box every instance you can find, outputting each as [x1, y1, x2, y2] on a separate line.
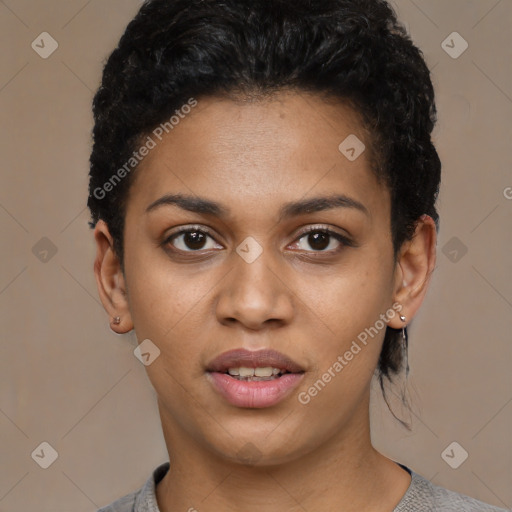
[145, 193, 369, 220]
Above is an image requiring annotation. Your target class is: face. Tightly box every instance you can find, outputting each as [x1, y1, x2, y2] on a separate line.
[95, 91, 433, 466]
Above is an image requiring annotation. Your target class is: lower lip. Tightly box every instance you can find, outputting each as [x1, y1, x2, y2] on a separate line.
[207, 372, 304, 408]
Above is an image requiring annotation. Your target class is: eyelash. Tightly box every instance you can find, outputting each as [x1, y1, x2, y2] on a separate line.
[162, 224, 353, 255]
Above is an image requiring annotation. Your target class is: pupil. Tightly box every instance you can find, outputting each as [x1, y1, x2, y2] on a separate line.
[185, 231, 206, 250]
[309, 232, 329, 251]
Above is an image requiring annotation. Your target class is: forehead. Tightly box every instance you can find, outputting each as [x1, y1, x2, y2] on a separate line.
[125, 91, 387, 220]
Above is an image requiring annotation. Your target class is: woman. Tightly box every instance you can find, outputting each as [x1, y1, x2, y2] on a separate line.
[88, 0, 508, 510]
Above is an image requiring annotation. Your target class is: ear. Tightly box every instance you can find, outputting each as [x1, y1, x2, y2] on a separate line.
[388, 214, 437, 328]
[93, 220, 134, 334]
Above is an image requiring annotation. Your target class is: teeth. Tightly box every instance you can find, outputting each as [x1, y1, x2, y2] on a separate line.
[239, 367, 254, 377]
[255, 367, 273, 377]
[227, 366, 283, 377]
[237, 376, 276, 381]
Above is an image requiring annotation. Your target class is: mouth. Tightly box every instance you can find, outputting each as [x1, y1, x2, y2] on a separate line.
[205, 348, 305, 408]
[206, 347, 305, 375]
[222, 366, 293, 381]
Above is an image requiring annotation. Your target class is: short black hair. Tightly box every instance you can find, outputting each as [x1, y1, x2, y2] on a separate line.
[88, 0, 441, 427]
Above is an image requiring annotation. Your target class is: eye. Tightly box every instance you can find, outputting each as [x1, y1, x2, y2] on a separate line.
[163, 224, 352, 255]
[163, 225, 223, 252]
[289, 226, 351, 253]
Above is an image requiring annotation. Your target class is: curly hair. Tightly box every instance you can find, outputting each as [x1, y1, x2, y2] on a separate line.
[88, 0, 441, 427]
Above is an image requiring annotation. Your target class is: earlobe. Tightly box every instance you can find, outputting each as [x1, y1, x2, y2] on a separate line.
[389, 214, 437, 329]
[93, 220, 134, 333]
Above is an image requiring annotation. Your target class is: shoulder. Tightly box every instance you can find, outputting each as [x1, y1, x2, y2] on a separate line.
[96, 462, 170, 512]
[395, 467, 509, 512]
[97, 489, 138, 512]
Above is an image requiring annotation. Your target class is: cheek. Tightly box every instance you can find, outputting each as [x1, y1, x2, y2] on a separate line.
[309, 260, 394, 339]
[297, 257, 395, 407]
[122, 244, 203, 367]
[124, 236, 186, 330]
[123, 240, 239, 384]
[124, 260, 209, 406]
[293, 272, 393, 435]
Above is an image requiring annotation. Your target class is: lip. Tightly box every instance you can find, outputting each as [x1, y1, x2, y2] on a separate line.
[206, 348, 305, 373]
[206, 372, 304, 408]
[205, 348, 305, 408]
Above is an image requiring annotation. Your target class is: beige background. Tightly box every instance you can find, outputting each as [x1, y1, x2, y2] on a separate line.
[0, 0, 511, 510]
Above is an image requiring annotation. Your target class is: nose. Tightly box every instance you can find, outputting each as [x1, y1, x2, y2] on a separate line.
[215, 244, 295, 331]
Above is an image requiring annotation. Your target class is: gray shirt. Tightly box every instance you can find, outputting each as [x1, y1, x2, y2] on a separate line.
[97, 461, 509, 511]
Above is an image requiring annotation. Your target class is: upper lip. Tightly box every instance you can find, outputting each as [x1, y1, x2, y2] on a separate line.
[206, 348, 305, 373]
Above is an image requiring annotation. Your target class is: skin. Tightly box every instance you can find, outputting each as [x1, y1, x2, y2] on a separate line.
[94, 91, 436, 512]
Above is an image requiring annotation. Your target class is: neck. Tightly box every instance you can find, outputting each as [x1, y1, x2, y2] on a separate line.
[155, 394, 411, 512]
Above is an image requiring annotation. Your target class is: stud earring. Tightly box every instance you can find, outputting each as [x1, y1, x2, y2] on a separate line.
[112, 316, 121, 325]
[399, 314, 409, 376]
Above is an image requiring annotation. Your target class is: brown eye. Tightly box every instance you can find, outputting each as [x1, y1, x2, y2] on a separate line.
[164, 227, 223, 252]
[290, 227, 351, 253]
[180, 231, 207, 250]
[304, 231, 331, 251]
